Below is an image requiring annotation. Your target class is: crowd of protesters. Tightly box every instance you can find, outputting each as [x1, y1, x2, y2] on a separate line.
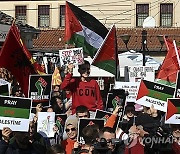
[0, 61, 179, 154]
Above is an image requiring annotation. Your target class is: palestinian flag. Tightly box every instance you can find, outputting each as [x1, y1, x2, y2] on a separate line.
[165, 98, 180, 124]
[156, 36, 180, 87]
[136, 80, 175, 112]
[65, 1, 108, 58]
[91, 25, 120, 80]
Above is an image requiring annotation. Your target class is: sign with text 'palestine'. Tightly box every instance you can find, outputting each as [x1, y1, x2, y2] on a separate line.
[28, 75, 52, 107]
[136, 80, 175, 112]
[0, 95, 31, 132]
[165, 98, 180, 124]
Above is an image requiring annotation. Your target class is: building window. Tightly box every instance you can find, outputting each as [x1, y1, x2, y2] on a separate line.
[38, 5, 50, 27]
[15, 6, 27, 25]
[136, 4, 149, 27]
[160, 3, 173, 27]
[60, 5, 65, 27]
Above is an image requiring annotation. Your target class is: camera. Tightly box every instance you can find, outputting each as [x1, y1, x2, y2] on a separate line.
[92, 138, 123, 154]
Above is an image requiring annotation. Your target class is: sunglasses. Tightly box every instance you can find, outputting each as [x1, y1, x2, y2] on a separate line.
[65, 127, 76, 133]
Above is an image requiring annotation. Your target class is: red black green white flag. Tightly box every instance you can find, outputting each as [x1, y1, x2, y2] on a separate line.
[156, 36, 180, 86]
[165, 98, 180, 124]
[136, 80, 175, 112]
[65, 1, 108, 58]
[91, 25, 120, 80]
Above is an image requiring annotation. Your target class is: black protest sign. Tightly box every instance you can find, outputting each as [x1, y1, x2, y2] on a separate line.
[55, 114, 67, 129]
[0, 84, 9, 96]
[106, 89, 126, 110]
[95, 109, 119, 131]
[78, 118, 104, 143]
[28, 75, 52, 107]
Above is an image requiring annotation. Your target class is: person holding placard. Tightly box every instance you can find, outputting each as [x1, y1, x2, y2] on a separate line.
[61, 60, 104, 116]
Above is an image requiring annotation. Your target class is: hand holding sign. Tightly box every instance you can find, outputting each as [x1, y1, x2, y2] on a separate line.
[2, 127, 12, 143]
[67, 63, 75, 74]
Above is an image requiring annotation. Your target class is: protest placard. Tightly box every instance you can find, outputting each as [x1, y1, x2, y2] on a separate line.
[165, 98, 180, 124]
[124, 66, 155, 82]
[55, 114, 67, 129]
[0, 95, 31, 132]
[59, 47, 84, 66]
[0, 84, 9, 96]
[0, 79, 11, 95]
[95, 109, 119, 131]
[37, 112, 55, 137]
[136, 80, 175, 112]
[28, 74, 52, 107]
[78, 118, 104, 144]
[114, 81, 140, 102]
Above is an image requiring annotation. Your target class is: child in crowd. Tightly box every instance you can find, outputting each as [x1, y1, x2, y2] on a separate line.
[61, 60, 104, 115]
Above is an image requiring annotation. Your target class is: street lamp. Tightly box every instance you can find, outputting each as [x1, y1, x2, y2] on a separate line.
[120, 31, 147, 66]
[141, 30, 147, 66]
[120, 34, 131, 51]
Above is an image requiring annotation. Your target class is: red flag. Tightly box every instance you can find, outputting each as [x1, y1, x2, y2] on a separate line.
[156, 36, 180, 86]
[92, 25, 120, 80]
[0, 24, 44, 97]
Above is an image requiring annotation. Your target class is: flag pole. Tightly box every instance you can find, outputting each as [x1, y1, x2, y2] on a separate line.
[12, 18, 16, 25]
[173, 40, 180, 68]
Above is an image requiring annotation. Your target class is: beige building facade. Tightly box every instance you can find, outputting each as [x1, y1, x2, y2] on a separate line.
[0, 0, 179, 29]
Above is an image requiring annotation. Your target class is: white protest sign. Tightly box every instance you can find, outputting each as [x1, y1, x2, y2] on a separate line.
[37, 112, 55, 137]
[114, 81, 140, 102]
[125, 66, 155, 82]
[59, 47, 84, 66]
[0, 96, 32, 132]
[136, 80, 174, 112]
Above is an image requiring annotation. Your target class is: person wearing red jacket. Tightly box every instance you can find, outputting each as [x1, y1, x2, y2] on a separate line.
[61, 60, 104, 115]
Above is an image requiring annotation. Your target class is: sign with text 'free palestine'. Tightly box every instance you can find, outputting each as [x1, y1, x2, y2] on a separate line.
[28, 74, 52, 107]
[0, 96, 32, 132]
[136, 80, 175, 112]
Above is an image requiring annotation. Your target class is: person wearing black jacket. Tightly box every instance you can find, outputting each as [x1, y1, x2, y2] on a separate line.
[0, 122, 48, 154]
